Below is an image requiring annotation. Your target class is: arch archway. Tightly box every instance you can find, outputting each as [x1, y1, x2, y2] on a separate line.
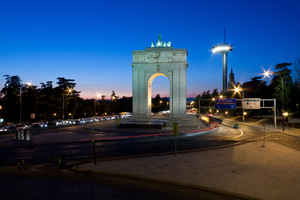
[132, 46, 188, 119]
[148, 73, 169, 115]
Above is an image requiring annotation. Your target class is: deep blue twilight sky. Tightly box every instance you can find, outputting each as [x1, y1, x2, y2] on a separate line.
[1, 0, 300, 99]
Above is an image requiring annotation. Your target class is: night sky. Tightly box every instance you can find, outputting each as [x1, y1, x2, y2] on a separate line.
[1, 0, 299, 99]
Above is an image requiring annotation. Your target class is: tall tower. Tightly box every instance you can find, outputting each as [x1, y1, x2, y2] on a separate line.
[212, 29, 233, 93]
[228, 69, 236, 91]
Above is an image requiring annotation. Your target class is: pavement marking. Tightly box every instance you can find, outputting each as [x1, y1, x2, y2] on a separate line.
[233, 129, 244, 139]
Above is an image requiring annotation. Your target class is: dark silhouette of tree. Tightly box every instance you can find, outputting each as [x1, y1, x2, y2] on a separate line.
[242, 76, 269, 98]
[272, 63, 293, 112]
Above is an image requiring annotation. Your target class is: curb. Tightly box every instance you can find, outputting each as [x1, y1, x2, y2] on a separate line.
[72, 166, 259, 200]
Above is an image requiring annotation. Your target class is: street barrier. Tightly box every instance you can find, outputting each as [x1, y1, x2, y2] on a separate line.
[14, 129, 32, 140]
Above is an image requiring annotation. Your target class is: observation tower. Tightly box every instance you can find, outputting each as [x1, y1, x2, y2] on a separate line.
[212, 29, 233, 93]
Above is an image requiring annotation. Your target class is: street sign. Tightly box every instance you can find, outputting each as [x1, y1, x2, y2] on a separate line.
[215, 98, 236, 109]
[243, 98, 260, 109]
[173, 122, 178, 136]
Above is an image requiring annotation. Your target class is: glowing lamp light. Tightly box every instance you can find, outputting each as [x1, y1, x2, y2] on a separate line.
[283, 112, 288, 116]
[263, 70, 274, 78]
[243, 112, 247, 115]
[212, 44, 233, 53]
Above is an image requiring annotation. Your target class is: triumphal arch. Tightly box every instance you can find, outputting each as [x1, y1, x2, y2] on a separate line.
[131, 34, 188, 119]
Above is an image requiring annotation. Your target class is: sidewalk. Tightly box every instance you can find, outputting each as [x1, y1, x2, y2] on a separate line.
[76, 141, 300, 200]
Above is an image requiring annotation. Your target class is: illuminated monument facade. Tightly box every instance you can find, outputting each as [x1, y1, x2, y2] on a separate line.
[131, 34, 188, 119]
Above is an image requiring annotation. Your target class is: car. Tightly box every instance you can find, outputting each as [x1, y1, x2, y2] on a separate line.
[32, 123, 43, 128]
[16, 124, 27, 130]
[0, 125, 8, 133]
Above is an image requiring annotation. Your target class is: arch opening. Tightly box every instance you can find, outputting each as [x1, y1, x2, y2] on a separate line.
[148, 73, 170, 115]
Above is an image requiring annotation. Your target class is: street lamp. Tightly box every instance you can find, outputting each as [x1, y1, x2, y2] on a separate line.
[94, 93, 101, 117]
[63, 88, 72, 120]
[234, 86, 245, 123]
[264, 70, 284, 114]
[20, 82, 31, 124]
[109, 96, 115, 116]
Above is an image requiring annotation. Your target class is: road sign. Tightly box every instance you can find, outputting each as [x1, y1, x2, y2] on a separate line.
[173, 122, 178, 136]
[243, 98, 260, 109]
[215, 98, 236, 109]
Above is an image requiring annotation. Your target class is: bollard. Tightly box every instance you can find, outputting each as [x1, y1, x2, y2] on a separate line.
[54, 157, 57, 165]
[17, 162, 21, 170]
[85, 155, 87, 162]
[76, 164, 79, 174]
[22, 160, 25, 167]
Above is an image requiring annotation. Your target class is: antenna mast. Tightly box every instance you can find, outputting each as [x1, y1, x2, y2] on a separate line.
[224, 28, 226, 43]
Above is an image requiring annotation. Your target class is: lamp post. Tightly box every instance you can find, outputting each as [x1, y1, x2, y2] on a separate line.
[109, 96, 115, 116]
[264, 71, 284, 114]
[4, 83, 8, 124]
[234, 87, 245, 123]
[94, 93, 101, 117]
[20, 82, 31, 124]
[63, 88, 72, 120]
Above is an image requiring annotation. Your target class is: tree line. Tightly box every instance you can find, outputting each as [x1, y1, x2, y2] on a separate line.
[0, 76, 132, 123]
[1, 60, 300, 123]
[194, 61, 300, 116]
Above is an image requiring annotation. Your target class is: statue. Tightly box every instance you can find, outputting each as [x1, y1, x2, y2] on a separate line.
[151, 34, 171, 47]
[158, 34, 162, 42]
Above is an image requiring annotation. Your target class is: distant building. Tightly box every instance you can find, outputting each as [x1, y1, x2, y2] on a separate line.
[228, 69, 236, 91]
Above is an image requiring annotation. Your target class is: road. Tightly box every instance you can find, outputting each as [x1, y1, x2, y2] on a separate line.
[0, 121, 242, 167]
[1, 118, 300, 199]
[1, 118, 300, 167]
[223, 118, 300, 151]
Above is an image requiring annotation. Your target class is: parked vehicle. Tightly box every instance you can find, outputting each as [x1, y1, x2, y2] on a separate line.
[0, 125, 8, 133]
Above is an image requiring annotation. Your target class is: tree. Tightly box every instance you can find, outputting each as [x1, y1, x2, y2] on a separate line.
[293, 57, 300, 90]
[211, 89, 219, 98]
[272, 63, 293, 112]
[1, 75, 22, 123]
[242, 76, 269, 98]
[110, 91, 119, 115]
